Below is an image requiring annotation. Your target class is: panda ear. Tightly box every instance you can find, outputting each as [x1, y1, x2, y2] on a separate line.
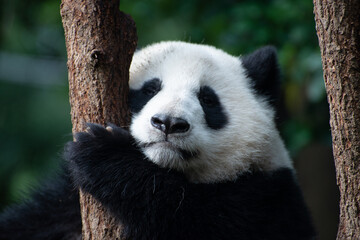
[241, 46, 281, 108]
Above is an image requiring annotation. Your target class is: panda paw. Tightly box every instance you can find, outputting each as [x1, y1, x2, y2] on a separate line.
[75, 123, 132, 144]
[64, 123, 139, 191]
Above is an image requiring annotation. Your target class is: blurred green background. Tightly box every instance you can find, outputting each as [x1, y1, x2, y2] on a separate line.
[0, 0, 338, 239]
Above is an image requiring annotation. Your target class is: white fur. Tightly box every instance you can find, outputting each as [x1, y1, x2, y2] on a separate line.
[129, 41, 293, 183]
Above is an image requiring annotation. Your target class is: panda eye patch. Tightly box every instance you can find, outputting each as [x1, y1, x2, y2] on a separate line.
[142, 78, 161, 96]
[198, 86, 228, 130]
[198, 86, 220, 107]
[129, 78, 162, 114]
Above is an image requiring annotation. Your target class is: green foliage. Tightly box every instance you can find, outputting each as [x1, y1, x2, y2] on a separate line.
[0, 0, 328, 209]
[0, 81, 71, 207]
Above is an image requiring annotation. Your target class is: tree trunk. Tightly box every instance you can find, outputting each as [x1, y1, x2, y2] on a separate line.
[60, 0, 137, 239]
[313, 1, 360, 239]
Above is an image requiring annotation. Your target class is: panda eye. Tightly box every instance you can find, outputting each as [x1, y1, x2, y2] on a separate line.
[198, 86, 220, 108]
[142, 78, 161, 96]
[200, 95, 216, 107]
[142, 86, 158, 96]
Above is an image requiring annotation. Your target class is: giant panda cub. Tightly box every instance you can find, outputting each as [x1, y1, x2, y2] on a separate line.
[0, 41, 315, 240]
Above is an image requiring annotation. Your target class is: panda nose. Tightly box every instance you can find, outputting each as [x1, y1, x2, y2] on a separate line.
[151, 114, 190, 135]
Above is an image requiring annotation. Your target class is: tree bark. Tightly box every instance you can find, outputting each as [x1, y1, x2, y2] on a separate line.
[60, 0, 137, 239]
[313, 1, 360, 239]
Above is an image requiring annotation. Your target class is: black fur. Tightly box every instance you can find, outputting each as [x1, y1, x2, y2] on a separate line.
[241, 46, 281, 110]
[0, 169, 81, 240]
[198, 86, 228, 130]
[129, 78, 162, 114]
[65, 124, 314, 240]
[0, 124, 315, 239]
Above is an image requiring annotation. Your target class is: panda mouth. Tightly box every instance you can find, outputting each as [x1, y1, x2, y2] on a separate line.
[141, 141, 199, 160]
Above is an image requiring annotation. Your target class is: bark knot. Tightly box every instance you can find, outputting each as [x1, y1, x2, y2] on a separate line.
[89, 49, 104, 67]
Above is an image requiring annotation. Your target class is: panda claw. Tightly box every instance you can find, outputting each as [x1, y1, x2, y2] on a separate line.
[83, 123, 108, 138]
[73, 132, 91, 143]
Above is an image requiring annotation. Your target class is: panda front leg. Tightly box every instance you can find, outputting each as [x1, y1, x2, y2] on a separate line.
[65, 124, 316, 240]
[65, 124, 212, 240]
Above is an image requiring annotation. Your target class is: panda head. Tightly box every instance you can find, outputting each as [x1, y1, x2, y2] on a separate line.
[129, 41, 292, 183]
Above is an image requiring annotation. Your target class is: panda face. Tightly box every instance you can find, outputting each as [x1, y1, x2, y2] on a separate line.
[129, 41, 292, 183]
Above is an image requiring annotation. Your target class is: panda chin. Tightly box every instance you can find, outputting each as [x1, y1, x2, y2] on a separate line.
[141, 141, 199, 169]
